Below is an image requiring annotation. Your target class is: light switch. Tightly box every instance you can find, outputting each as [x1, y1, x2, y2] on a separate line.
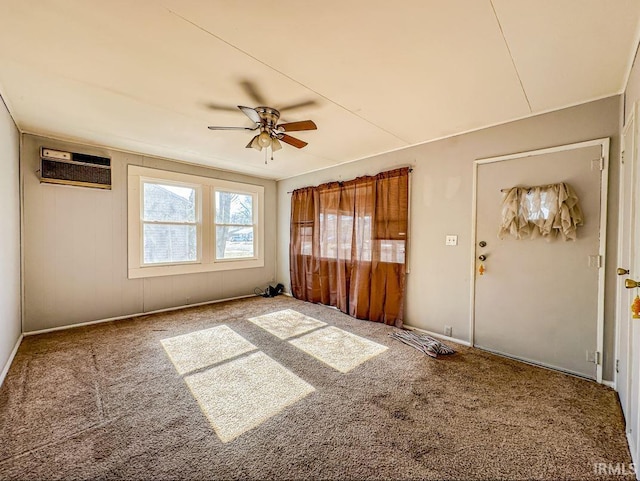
[445, 235, 458, 246]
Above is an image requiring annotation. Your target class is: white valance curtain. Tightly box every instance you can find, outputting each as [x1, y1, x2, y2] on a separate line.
[498, 182, 583, 241]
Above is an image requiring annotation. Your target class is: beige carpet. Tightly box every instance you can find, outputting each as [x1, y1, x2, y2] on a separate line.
[0, 296, 633, 480]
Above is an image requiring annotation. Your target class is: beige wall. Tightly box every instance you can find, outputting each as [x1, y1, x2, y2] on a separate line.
[277, 96, 621, 381]
[0, 95, 21, 378]
[22, 134, 276, 332]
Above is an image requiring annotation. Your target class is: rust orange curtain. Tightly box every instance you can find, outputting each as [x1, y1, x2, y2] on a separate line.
[289, 167, 409, 327]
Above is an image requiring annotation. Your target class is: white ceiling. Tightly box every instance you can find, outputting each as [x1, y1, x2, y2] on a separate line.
[0, 1, 638, 180]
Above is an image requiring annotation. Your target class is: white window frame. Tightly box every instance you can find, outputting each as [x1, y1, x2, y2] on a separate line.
[128, 165, 264, 279]
[213, 188, 258, 262]
[140, 178, 202, 267]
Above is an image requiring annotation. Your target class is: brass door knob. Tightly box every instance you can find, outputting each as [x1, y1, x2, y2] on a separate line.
[625, 279, 640, 289]
[618, 268, 630, 276]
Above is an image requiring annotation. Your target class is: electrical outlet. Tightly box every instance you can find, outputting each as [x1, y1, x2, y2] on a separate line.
[444, 325, 452, 337]
[445, 235, 458, 246]
[586, 350, 596, 363]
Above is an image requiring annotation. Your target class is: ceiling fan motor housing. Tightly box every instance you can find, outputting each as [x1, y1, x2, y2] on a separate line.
[255, 106, 280, 129]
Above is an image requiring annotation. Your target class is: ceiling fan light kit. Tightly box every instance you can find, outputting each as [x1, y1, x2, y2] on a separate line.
[257, 130, 272, 148]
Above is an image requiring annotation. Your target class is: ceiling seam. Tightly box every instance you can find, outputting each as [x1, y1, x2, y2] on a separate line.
[490, 0, 532, 113]
[164, 7, 410, 145]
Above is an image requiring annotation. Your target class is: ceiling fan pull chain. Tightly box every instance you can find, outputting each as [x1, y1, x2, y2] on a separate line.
[264, 148, 268, 164]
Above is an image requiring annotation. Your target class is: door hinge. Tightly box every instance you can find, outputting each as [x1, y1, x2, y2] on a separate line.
[616, 359, 620, 373]
[588, 255, 602, 268]
[587, 350, 601, 364]
[591, 157, 605, 171]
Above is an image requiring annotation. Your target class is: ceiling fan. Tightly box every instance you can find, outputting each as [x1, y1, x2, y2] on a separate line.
[206, 80, 318, 156]
[207, 105, 317, 153]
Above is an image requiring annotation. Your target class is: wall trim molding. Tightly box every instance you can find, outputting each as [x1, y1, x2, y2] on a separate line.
[20, 131, 274, 181]
[403, 324, 472, 347]
[276, 94, 620, 181]
[24, 294, 257, 336]
[0, 334, 23, 388]
[602, 380, 616, 390]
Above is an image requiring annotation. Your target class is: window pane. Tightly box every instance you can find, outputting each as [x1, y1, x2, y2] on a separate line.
[144, 183, 196, 222]
[377, 240, 406, 264]
[299, 225, 313, 256]
[216, 226, 254, 259]
[143, 224, 197, 264]
[523, 190, 554, 221]
[216, 191, 253, 225]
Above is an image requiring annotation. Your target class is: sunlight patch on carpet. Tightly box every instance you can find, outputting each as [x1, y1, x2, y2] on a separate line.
[161, 325, 256, 375]
[289, 326, 388, 373]
[184, 351, 315, 443]
[248, 309, 326, 339]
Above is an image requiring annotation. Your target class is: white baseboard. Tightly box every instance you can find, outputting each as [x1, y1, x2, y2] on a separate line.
[24, 294, 258, 336]
[0, 334, 23, 388]
[475, 344, 598, 382]
[403, 324, 472, 347]
[602, 380, 616, 389]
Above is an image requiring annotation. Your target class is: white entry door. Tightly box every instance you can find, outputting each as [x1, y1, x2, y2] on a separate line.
[619, 104, 640, 465]
[473, 139, 608, 381]
[617, 110, 635, 432]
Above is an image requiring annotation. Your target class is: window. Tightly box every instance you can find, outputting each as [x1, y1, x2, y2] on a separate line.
[214, 191, 255, 260]
[128, 166, 264, 278]
[142, 182, 198, 265]
[522, 189, 553, 222]
[498, 183, 583, 241]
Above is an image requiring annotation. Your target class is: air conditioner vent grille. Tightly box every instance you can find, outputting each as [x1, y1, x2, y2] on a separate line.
[72, 152, 111, 167]
[40, 147, 111, 190]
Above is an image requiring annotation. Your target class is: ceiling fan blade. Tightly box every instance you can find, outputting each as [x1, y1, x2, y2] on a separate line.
[278, 99, 317, 111]
[204, 102, 238, 112]
[239, 80, 267, 105]
[277, 120, 317, 132]
[238, 105, 262, 125]
[279, 134, 308, 149]
[208, 125, 257, 131]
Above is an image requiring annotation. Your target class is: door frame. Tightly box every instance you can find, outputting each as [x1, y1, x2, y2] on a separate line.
[469, 137, 610, 383]
[615, 106, 636, 404]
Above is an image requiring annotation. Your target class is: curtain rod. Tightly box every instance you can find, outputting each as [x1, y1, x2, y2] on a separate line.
[500, 182, 567, 193]
[286, 168, 413, 194]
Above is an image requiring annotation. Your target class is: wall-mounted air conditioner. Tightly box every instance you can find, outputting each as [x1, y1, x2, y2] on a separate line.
[40, 147, 111, 189]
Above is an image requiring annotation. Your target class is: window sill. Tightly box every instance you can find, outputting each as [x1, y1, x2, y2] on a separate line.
[128, 258, 265, 279]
